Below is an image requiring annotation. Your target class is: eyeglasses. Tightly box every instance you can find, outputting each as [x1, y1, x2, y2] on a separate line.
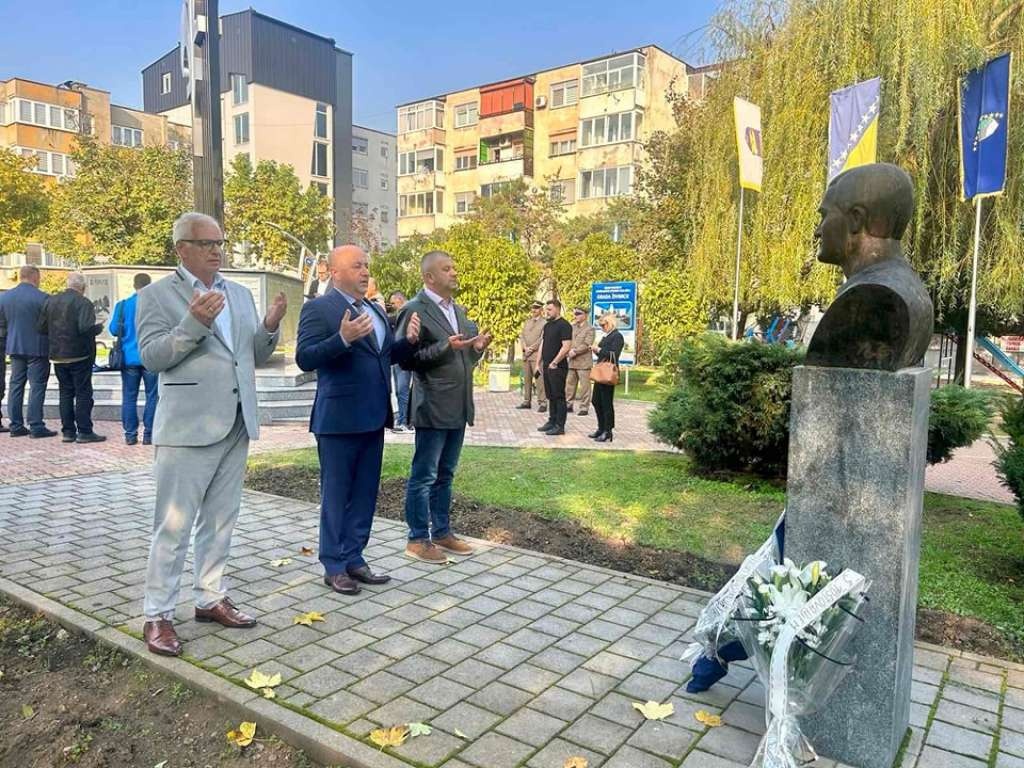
[178, 239, 226, 249]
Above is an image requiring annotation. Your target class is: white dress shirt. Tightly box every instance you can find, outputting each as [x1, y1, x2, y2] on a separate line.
[336, 288, 386, 350]
[180, 264, 233, 353]
[423, 286, 459, 334]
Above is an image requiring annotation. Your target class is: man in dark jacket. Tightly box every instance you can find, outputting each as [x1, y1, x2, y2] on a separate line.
[38, 272, 105, 443]
[396, 250, 492, 564]
[0, 265, 55, 438]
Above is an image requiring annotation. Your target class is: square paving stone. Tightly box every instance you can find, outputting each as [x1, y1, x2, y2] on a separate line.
[575, 593, 620, 611]
[481, 611, 534, 633]
[560, 667, 620, 699]
[348, 670, 416, 704]
[308, 689, 374, 724]
[453, 624, 507, 648]
[317, 629, 375, 655]
[1004, 707, 1024, 733]
[530, 615, 580, 638]
[639, 655, 690, 682]
[268, 624, 326, 651]
[627, 719, 697, 761]
[388, 653, 450, 683]
[1001, 729, 1024, 757]
[458, 732, 534, 768]
[680, 749, 748, 767]
[181, 634, 235, 661]
[628, 623, 682, 647]
[580, 619, 631, 642]
[997, 753, 1024, 768]
[444, 657, 506, 688]
[695, 724, 764, 764]
[366, 695, 439, 726]
[602, 607, 649, 628]
[496, 706, 569, 747]
[333, 647, 392, 678]
[370, 632, 427, 659]
[591, 691, 645, 724]
[720, 700, 765, 735]
[431, 701, 503, 739]
[500, 664, 561, 695]
[470, 681, 534, 716]
[562, 713, 633, 755]
[584, 651, 643, 679]
[506, 627, 559, 652]
[526, 738, 605, 768]
[916, 746, 987, 768]
[943, 682, 1002, 713]
[404, 619, 457, 643]
[277, 644, 339, 672]
[555, 632, 610, 658]
[604, 745, 672, 768]
[529, 686, 595, 722]
[421, 637, 479, 664]
[936, 700, 999, 733]
[927, 720, 994, 757]
[289, 665, 358, 697]
[474, 642, 534, 670]
[606, 636, 664, 663]
[407, 676, 476, 709]
[554, 603, 604, 624]
[223, 638, 287, 666]
[392, 729, 463, 767]
[532, 646, 587, 675]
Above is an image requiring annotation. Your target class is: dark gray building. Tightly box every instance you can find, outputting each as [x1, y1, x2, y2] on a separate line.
[142, 9, 353, 244]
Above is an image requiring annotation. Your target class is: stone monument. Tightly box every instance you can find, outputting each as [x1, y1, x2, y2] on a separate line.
[786, 163, 933, 768]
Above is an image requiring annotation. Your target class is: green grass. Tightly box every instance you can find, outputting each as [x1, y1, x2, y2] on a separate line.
[473, 361, 671, 403]
[248, 445, 1024, 651]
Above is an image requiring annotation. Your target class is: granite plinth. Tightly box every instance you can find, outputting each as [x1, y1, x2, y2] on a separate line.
[785, 366, 930, 768]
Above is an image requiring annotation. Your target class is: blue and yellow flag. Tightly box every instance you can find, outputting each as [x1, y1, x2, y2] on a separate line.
[828, 77, 880, 183]
[959, 53, 1012, 200]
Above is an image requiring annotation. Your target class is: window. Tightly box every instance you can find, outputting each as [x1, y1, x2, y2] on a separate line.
[454, 151, 477, 171]
[399, 192, 435, 216]
[353, 167, 369, 189]
[233, 113, 250, 145]
[398, 100, 444, 133]
[311, 142, 329, 177]
[11, 98, 79, 131]
[352, 136, 368, 154]
[581, 52, 646, 97]
[380, 143, 389, 159]
[380, 206, 389, 223]
[50, 154, 65, 175]
[550, 80, 578, 108]
[112, 125, 144, 147]
[379, 173, 388, 190]
[314, 181, 328, 196]
[399, 147, 443, 175]
[579, 111, 642, 147]
[480, 181, 513, 198]
[455, 192, 476, 215]
[315, 102, 328, 140]
[579, 165, 633, 199]
[454, 102, 478, 128]
[549, 134, 576, 156]
[13, 146, 73, 177]
[230, 73, 248, 105]
[0, 101, 6, 125]
[550, 180, 575, 204]
[161, 72, 172, 94]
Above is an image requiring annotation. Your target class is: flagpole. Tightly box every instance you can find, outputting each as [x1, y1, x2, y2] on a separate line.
[732, 187, 745, 340]
[963, 197, 983, 389]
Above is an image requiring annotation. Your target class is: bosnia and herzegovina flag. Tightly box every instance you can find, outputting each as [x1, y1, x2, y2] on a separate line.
[828, 77, 881, 184]
[959, 53, 1012, 200]
[733, 97, 763, 192]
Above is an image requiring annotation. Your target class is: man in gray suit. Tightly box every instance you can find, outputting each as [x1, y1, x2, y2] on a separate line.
[137, 212, 287, 657]
[397, 251, 492, 564]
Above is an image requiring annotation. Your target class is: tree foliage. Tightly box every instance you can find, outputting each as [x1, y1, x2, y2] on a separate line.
[551, 233, 642, 312]
[43, 137, 191, 264]
[0, 149, 49, 254]
[469, 178, 565, 266]
[636, 0, 1024, 325]
[224, 154, 332, 271]
[370, 234, 430, 300]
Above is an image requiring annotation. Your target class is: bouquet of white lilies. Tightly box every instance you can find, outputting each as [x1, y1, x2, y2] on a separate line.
[733, 558, 870, 768]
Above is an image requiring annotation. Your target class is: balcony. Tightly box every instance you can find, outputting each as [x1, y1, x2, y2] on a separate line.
[477, 156, 532, 186]
[479, 106, 533, 138]
[398, 169, 446, 192]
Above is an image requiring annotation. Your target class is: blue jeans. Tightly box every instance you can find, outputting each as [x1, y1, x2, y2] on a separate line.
[404, 426, 466, 541]
[7, 355, 49, 433]
[392, 365, 411, 427]
[121, 365, 158, 439]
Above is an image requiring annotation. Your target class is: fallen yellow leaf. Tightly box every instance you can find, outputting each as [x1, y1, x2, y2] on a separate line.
[21, 704, 34, 720]
[408, 722, 431, 737]
[226, 721, 256, 747]
[564, 757, 589, 768]
[454, 728, 469, 739]
[244, 669, 282, 690]
[695, 710, 723, 727]
[261, 687, 276, 699]
[632, 700, 674, 721]
[370, 725, 409, 750]
[293, 611, 326, 626]
[269, 558, 292, 567]
[299, 546, 315, 556]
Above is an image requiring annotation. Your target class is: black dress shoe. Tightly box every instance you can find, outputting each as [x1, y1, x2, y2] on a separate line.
[76, 433, 106, 444]
[347, 565, 391, 585]
[545, 427, 566, 436]
[567, 404, 574, 412]
[516, 402, 532, 409]
[537, 422, 554, 432]
[0, 422, 9, 433]
[324, 573, 361, 595]
[9, 427, 29, 438]
[125, 435, 138, 445]
[143, 435, 152, 445]
[596, 431, 614, 443]
[62, 433, 77, 443]
[537, 404, 547, 413]
[588, 430, 604, 439]
[29, 428, 57, 439]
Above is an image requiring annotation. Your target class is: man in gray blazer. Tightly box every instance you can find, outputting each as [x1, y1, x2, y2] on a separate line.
[137, 212, 287, 657]
[396, 251, 491, 564]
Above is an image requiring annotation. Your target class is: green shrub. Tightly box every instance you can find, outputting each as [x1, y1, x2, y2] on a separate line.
[927, 386, 994, 464]
[648, 334, 803, 477]
[993, 394, 1024, 520]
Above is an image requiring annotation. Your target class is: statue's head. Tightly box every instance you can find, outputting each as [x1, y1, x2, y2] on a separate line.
[814, 163, 915, 270]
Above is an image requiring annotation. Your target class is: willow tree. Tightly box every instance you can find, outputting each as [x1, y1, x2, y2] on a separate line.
[639, 0, 1024, 350]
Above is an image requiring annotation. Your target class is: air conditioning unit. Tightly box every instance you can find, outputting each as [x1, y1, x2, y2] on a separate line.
[498, 138, 512, 148]
[535, 95, 547, 109]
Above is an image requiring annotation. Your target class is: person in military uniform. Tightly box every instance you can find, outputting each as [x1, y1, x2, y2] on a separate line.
[565, 307, 595, 416]
[516, 301, 547, 412]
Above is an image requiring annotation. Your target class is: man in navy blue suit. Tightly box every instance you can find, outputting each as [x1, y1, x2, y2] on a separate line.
[296, 245, 421, 595]
[0, 266, 56, 438]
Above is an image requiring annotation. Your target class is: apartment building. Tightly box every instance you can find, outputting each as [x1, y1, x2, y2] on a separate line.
[351, 124, 397, 249]
[0, 77, 189, 181]
[142, 9, 354, 243]
[396, 46, 712, 239]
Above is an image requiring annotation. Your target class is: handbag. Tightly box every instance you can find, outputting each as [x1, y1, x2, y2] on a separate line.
[107, 303, 125, 371]
[591, 351, 619, 386]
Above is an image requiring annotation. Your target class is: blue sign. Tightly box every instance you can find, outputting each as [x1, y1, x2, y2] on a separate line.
[590, 281, 637, 365]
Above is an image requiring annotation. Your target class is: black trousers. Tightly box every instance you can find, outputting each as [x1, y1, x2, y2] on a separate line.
[54, 357, 95, 436]
[592, 382, 616, 432]
[542, 364, 568, 428]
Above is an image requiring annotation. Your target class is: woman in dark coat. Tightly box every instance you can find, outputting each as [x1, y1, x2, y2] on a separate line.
[589, 313, 624, 442]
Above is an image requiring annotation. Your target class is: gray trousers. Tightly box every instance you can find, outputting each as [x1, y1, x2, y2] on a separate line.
[143, 410, 250, 619]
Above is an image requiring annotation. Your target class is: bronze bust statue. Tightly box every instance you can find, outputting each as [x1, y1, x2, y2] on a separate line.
[806, 163, 934, 371]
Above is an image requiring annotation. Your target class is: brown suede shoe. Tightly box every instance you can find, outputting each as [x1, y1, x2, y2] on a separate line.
[195, 597, 257, 628]
[143, 619, 182, 657]
[324, 573, 361, 595]
[405, 540, 448, 564]
[433, 534, 474, 555]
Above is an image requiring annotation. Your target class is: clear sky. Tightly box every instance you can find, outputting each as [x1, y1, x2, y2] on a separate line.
[0, 0, 721, 133]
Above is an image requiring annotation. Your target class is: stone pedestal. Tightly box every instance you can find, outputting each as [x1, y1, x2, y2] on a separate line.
[786, 366, 929, 768]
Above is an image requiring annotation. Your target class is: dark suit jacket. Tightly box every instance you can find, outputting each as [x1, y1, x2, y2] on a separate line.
[0, 282, 49, 357]
[295, 289, 413, 434]
[397, 291, 482, 429]
[306, 278, 331, 300]
[596, 329, 624, 363]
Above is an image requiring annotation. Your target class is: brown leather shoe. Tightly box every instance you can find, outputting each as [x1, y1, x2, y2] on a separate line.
[324, 573, 361, 595]
[433, 534, 474, 555]
[143, 619, 182, 657]
[405, 540, 448, 564]
[195, 597, 257, 628]
[347, 565, 391, 585]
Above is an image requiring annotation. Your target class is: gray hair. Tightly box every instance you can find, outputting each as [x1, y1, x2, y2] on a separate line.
[172, 211, 221, 244]
[420, 250, 450, 277]
[67, 272, 86, 291]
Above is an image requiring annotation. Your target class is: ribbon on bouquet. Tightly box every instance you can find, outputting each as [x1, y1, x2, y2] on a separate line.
[757, 568, 868, 768]
[682, 511, 784, 665]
